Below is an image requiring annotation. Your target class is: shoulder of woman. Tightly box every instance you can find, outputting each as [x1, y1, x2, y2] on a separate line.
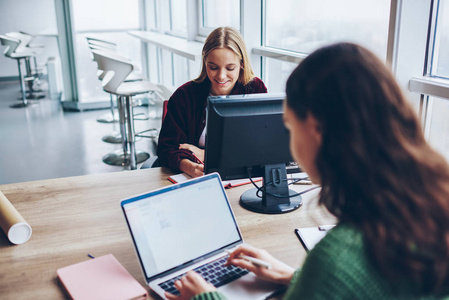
[247, 77, 267, 93]
[251, 77, 264, 85]
[170, 81, 208, 102]
[307, 224, 364, 266]
[290, 224, 389, 300]
[319, 224, 363, 249]
[172, 81, 198, 96]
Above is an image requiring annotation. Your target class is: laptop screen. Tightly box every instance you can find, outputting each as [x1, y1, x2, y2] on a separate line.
[122, 173, 242, 281]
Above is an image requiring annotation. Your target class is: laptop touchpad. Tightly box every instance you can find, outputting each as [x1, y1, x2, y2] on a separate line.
[218, 273, 283, 300]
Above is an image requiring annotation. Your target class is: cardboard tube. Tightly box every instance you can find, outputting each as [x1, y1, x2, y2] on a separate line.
[0, 191, 32, 244]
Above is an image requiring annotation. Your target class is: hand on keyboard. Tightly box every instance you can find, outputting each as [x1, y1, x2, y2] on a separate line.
[165, 271, 216, 300]
[163, 255, 249, 299]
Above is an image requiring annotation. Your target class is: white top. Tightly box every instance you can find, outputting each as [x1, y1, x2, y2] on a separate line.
[198, 105, 209, 148]
[198, 125, 206, 148]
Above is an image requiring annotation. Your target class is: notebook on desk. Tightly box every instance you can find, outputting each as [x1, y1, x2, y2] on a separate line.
[121, 173, 281, 300]
[295, 225, 336, 251]
[57, 254, 148, 300]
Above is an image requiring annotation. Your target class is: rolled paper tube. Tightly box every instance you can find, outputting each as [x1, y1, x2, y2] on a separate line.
[0, 191, 32, 244]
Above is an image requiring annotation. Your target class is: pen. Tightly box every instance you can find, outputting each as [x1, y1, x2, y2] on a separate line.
[224, 249, 271, 269]
[191, 152, 204, 165]
[318, 225, 336, 231]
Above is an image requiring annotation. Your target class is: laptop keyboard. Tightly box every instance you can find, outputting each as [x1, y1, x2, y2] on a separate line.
[158, 255, 249, 296]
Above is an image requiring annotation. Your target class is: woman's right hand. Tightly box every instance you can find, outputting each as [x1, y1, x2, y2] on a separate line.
[226, 244, 295, 286]
[179, 159, 204, 178]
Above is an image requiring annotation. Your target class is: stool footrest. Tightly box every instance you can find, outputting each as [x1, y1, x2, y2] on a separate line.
[135, 128, 158, 139]
[132, 112, 149, 121]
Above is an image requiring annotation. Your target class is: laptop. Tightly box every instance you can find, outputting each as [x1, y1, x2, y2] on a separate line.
[121, 173, 282, 300]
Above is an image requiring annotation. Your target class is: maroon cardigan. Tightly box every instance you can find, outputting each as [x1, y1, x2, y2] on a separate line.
[157, 77, 267, 172]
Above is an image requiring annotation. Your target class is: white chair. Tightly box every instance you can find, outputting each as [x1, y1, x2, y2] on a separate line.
[0, 35, 37, 108]
[87, 42, 147, 144]
[86, 37, 144, 124]
[92, 49, 161, 169]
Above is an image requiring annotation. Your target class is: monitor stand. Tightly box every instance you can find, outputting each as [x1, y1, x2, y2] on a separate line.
[240, 163, 303, 214]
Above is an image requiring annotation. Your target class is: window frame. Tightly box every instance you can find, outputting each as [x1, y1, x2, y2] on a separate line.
[167, 0, 188, 38]
[196, 0, 242, 38]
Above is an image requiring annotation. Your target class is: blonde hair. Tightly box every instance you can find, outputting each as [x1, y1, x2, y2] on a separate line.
[193, 27, 255, 85]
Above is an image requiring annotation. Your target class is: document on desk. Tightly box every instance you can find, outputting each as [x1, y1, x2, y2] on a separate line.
[295, 225, 336, 251]
[57, 254, 148, 300]
[168, 173, 262, 189]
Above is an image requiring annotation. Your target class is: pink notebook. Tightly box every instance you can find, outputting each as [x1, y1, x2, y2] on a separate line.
[57, 254, 148, 300]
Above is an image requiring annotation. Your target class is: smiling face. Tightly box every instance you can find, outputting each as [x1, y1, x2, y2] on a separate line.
[205, 48, 242, 96]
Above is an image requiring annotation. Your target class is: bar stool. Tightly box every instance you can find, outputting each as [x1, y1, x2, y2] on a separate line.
[87, 42, 147, 144]
[0, 35, 37, 108]
[87, 37, 146, 124]
[92, 49, 161, 169]
[6, 32, 45, 100]
[87, 38, 120, 124]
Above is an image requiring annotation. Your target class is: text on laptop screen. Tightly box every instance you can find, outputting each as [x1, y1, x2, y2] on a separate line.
[123, 176, 242, 279]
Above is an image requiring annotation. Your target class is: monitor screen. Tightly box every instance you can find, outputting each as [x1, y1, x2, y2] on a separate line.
[205, 93, 292, 179]
[204, 93, 303, 214]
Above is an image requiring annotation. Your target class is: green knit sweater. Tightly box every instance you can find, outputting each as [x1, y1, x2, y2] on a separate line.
[192, 224, 449, 300]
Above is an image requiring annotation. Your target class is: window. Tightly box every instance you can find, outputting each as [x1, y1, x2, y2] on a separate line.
[199, 0, 240, 36]
[71, 0, 141, 103]
[72, 0, 139, 31]
[264, 0, 391, 60]
[173, 54, 189, 87]
[169, 0, 187, 37]
[426, 96, 449, 161]
[421, 0, 449, 161]
[145, 0, 158, 30]
[430, 0, 449, 78]
[263, 58, 297, 93]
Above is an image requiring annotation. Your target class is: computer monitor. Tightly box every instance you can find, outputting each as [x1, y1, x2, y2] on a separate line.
[204, 93, 303, 214]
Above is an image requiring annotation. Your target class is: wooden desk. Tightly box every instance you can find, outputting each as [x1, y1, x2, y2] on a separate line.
[0, 168, 335, 299]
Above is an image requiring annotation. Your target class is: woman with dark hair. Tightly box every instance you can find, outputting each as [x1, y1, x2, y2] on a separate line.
[166, 43, 449, 299]
[157, 27, 267, 177]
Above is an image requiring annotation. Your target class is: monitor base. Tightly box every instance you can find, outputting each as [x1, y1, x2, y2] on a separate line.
[240, 188, 303, 214]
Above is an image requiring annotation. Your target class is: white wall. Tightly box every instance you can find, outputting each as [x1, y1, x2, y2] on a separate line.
[0, 0, 59, 78]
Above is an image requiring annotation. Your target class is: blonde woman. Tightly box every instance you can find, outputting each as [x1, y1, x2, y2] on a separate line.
[157, 27, 267, 177]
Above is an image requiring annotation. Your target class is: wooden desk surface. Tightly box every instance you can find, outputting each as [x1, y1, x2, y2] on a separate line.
[0, 168, 335, 299]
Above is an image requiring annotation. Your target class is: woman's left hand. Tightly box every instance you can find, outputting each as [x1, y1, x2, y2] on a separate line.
[165, 271, 216, 300]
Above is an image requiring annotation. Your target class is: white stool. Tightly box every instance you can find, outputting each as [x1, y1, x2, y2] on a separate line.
[92, 49, 161, 169]
[0, 35, 37, 108]
[6, 32, 45, 100]
[87, 40, 147, 144]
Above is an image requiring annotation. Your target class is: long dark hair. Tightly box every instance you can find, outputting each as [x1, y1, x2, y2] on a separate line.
[286, 42, 449, 293]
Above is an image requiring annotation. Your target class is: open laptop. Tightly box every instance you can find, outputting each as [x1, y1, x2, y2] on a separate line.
[121, 173, 282, 300]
